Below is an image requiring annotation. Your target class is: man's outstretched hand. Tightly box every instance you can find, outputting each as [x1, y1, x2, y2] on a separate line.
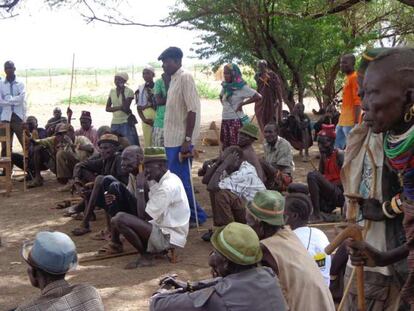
[348, 240, 385, 267]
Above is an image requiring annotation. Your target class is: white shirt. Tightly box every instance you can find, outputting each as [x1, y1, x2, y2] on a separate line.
[0, 77, 26, 121]
[218, 161, 266, 202]
[145, 170, 190, 248]
[294, 226, 331, 286]
[164, 69, 200, 147]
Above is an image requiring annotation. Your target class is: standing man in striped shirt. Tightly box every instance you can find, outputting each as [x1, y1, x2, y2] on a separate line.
[157, 47, 207, 226]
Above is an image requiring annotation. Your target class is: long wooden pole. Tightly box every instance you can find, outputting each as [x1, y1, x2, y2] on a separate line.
[68, 53, 75, 110]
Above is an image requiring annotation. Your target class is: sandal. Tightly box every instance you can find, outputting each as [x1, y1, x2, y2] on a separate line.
[72, 227, 91, 236]
[97, 242, 123, 255]
[91, 230, 111, 241]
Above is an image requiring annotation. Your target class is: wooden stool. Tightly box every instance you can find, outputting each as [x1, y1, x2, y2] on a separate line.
[167, 248, 177, 264]
[0, 123, 12, 196]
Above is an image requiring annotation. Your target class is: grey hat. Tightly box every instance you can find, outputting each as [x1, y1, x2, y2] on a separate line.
[22, 231, 78, 275]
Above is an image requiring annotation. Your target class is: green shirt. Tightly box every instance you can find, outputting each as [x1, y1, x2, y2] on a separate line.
[109, 87, 134, 125]
[153, 78, 167, 129]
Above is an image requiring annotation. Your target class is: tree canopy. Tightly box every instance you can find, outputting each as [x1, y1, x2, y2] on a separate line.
[2, 0, 414, 109]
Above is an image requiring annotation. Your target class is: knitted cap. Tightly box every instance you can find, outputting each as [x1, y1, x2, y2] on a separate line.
[80, 111, 92, 120]
[144, 147, 167, 163]
[98, 133, 119, 146]
[115, 72, 129, 82]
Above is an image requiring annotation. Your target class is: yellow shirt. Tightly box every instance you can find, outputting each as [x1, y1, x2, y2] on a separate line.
[109, 87, 134, 125]
[338, 71, 361, 126]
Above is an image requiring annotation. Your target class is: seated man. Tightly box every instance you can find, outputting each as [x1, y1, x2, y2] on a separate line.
[284, 187, 331, 286]
[307, 124, 345, 221]
[97, 125, 130, 151]
[313, 104, 340, 141]
[45, 107, 67, 137]
[201, 145, 266, 241]
[69, 134, 130, 231]
[246, 190, 335, 311]
[15, 231, 103, 311]
[29, 124, 94, 188]
[237, 123, 265, 181]
[74, 110, 98, 147]
[261, 122, 294, 191]
[11, 116, 47, 179]
[279, 103, 313, 162]
[150, 222, 286, 311]
[109, 147, 190, 269]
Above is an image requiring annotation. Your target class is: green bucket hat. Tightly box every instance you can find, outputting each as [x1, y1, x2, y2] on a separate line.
[239, 123, 259, 140]
[144, 147, 167, 163]
[246, 190, 285, 226]
[211, 222, 262, 265]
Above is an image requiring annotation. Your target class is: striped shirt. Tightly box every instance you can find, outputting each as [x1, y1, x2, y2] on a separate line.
[15, 280, 104, 311]
[219, 161, 266, 202]
[164, 69, 200, 147]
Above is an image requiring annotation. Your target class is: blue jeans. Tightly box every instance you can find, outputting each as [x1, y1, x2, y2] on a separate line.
[165, 146, 207, 224]
[111, 123, 140, 146]
[335, 125, 353, 150]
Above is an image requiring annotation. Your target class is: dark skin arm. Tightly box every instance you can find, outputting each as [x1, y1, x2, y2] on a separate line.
[349, 241, 409, 267]
[135, 172, 149, 220]
[206, 153, 238, 192]
[236, 93, 262, 111]
[77, 143, 94, 154]
[106, 97, 122, 113]
[260, 244, 279, 276]
[181, 111, 196, 154]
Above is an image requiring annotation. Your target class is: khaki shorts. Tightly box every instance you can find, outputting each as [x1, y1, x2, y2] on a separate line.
[147, 224, 171, 253]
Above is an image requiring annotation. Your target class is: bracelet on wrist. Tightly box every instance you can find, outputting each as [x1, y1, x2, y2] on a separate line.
[136, 188, 145, 193]
[382, 201, 396, 219]
[390, 195, 403, 215]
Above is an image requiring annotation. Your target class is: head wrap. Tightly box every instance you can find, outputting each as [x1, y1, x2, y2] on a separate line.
[143, 65, 155, 74]
[318, 124, 336, 139]
[115, 72, 129, 82]
[221, 63, 246, 99]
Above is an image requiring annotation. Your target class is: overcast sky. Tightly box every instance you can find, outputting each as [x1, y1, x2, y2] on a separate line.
[2, 0, 202, 69]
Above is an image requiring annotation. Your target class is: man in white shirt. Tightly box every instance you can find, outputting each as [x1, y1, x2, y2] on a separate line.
[201, 146, 266, 241]
[284, 188, 331, 286]
[0, 61, 26, 157]
[157, 47, 207, 226]
[110, 147, 190, 269]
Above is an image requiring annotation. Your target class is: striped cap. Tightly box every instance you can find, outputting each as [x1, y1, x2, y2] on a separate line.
[211, 222, 262, 265]
[246, 190, 285, 225]
[144, 147, 167, 163]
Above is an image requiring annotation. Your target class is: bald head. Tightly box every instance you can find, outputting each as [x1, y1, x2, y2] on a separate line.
[121, 145, 144, 174]
[362, 48, 414, 134]
[340, 54, 356, 74]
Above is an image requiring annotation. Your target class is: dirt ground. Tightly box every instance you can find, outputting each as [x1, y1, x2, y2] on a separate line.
[0, 99, 323, 310]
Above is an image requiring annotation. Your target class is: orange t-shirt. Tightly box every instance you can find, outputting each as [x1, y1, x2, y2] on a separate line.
[338, 71, 361, 126]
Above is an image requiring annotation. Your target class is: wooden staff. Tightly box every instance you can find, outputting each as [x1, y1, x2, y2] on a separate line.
[23, 128, 27, 191]
[68, 53, 75, 124]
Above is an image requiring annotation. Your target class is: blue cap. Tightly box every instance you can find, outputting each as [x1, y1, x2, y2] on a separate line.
[22, 231, 78, 275]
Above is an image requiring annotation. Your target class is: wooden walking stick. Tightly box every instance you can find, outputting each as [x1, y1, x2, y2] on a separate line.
[68, 53, 75, 124]
[23, 128, 28, 191]
[325, 192, 366, 311]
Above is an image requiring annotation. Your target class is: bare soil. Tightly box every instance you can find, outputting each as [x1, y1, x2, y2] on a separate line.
[0, 99, 323, 310]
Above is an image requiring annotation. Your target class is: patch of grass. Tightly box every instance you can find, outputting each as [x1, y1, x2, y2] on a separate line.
[60, 94, 107, 105]
[196, 80, 220, 99]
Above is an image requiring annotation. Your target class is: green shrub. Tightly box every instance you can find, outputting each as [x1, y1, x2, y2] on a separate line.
[60, 94, 107, 105]
[196, 80, 220, 99]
